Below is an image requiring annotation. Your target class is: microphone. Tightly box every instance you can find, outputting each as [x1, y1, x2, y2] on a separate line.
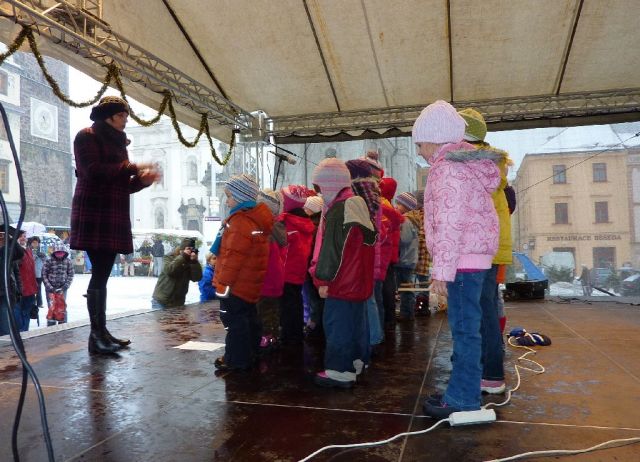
[269, 151, 297, 165]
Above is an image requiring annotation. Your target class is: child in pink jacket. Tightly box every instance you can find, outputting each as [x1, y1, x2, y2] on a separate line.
[413, 100, 500, 419]
[256, 190, 288, 350]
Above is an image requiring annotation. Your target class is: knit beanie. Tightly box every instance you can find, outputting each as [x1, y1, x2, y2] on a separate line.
[90, 96, 130, 122]
[281, 185, 315, 212]
[304, 196, 324, 214]
[345, 159, 374, 179]
[362, 156, 384, 177]
[179, 238, 197, 250]
[412, 100, 466, 144]
[458, 108, 487, 142]
[396, 192, 418, 211]
[225, 174, 259, 203]
[258, 189, 283, 216]
[311, 158, 352, 207]
[380, 177, 398, 201]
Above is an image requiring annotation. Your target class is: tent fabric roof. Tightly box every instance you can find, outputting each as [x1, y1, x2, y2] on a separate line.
[2, 0, 640, 141]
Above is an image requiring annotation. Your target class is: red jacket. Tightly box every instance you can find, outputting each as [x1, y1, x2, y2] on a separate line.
[279, 212, 315, 285]
[312, 193, 376, 302]
[260, 221, 288, 298]
[19, 247, 38, 297]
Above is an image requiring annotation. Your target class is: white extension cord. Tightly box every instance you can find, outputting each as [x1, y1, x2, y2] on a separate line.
[297, 334, 640, 461]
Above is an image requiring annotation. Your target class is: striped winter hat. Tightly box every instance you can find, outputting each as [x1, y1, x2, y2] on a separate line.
[458, 108, 487, 142]
[281, 184, 315, 212]
[412, 100, 466, 144]
[311, 158, 352, 208]
[304, 196, 324, 214]
[258, 189, 283, 216]
[225, 174, 259, 203]
[396, 192, 418, 211]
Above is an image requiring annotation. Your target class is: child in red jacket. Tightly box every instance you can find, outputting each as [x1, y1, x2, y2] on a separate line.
[277, 185, 315, 345]
[310, 159, 377, 388]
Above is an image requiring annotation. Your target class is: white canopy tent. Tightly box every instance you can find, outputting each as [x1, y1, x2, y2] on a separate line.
[1, 0, 640, 143]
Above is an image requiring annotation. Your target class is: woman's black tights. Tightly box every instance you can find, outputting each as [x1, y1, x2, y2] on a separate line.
[86, 250, 117, 291]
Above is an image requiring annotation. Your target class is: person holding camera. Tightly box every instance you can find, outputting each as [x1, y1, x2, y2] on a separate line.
[151, 238, 203, 309]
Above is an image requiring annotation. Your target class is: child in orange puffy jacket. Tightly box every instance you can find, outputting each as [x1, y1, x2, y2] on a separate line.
[212, 174, 273, 372]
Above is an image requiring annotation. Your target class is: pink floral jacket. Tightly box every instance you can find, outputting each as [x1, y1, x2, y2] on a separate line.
[424, 142, 501, 282]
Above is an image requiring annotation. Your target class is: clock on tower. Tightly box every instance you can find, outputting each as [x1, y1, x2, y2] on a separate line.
[30, 98, 58, 142]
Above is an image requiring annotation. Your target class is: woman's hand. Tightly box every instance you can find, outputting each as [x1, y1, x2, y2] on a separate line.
[138, 165, 162, 186]
[318, 286, 329, 299]
[429, 279, 448, 297]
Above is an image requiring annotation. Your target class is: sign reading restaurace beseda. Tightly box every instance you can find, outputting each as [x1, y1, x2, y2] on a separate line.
[546, 234, 623, 242]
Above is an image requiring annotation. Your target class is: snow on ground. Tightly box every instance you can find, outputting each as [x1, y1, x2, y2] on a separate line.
[26, 274, 202, 331]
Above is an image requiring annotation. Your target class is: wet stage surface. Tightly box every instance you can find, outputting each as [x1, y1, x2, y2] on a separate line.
[1, 298, 639, 461]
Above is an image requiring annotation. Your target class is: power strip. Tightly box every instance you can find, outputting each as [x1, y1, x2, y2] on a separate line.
[449, 409, 496, 426]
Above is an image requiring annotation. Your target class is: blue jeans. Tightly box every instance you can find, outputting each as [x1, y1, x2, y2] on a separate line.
[444, 270, 487, 411]
[366, 294, 383, 345]
[374, 280, 384, 337]
[395, 267, 415, 318]
[481, 265, 504, 381]
[14, 295, 36, 331]
[323, 297, 367, 373]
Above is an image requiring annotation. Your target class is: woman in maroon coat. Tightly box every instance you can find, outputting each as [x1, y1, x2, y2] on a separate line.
[71, 96, 160, 355]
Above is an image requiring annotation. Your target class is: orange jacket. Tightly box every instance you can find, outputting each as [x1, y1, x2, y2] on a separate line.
[213, 203, 274, 303]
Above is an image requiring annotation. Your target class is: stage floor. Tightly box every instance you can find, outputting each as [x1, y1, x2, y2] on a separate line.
[1, 297, 639, 461]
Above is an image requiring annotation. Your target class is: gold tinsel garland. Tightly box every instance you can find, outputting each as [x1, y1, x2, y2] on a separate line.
[0, 26, 236, 166]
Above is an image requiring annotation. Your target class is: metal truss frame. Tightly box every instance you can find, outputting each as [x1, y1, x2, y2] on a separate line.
[1, 0, 253, 129]
[268, 88, 640, 138]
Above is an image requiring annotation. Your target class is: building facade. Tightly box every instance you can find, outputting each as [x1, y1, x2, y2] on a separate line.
[127, 119, 214, 234]
[0, 45, 72, 225]
[513, 149, 633, 270]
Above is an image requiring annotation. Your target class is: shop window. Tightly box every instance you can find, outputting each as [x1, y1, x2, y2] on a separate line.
[554, 203, 568, 224]
[593, 163, 607, 182]
[595, 201, 609, 223]
[552, 165, 566, 184]
[593, 247, 615, 270]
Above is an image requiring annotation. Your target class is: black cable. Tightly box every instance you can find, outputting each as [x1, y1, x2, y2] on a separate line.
[0, 102, 55, 461]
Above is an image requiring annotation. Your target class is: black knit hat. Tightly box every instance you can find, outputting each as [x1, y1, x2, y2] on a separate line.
[90, 96, 130, 122]
[179, 238, 197, 250]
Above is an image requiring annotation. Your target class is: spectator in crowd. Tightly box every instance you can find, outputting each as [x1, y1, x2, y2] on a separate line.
[28, 236, 46, 308]
[199, 252, 217, 303]
[151, 238, 165, 277]
[152, 238, 203, 308]
[579, 264, 592, 296]
[0, 225, 24, 336]
[42, 243, 74, 326]
[70, 95, 161, 354]
[15, 230, 38, 331]
[123, 252, 135, 276]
